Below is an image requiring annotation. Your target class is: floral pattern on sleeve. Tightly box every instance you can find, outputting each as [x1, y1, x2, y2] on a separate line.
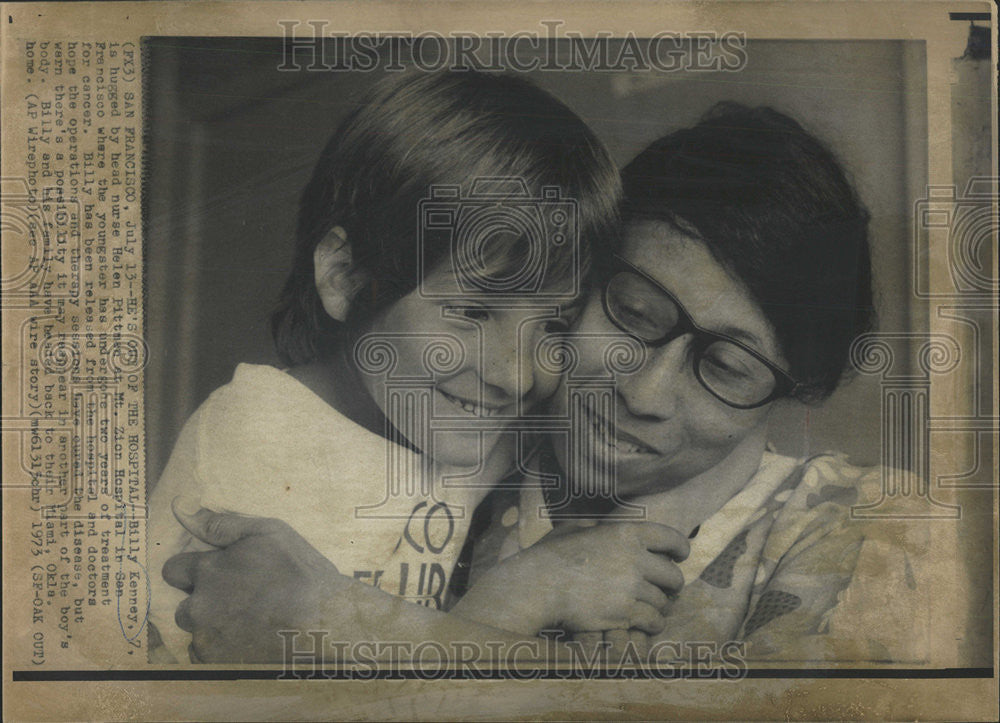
[653, 454, 955, 663]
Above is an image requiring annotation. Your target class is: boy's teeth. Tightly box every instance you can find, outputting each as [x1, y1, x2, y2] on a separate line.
[444, 392, 498, 416]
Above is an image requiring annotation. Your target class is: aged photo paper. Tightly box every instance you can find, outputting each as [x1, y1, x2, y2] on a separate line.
[2, 1, 997, 720]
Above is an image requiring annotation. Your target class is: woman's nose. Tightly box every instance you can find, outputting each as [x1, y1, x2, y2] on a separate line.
[616, 337, 688, 420]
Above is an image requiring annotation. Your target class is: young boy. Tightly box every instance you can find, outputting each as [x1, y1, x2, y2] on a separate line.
[148, 70, 678, 662]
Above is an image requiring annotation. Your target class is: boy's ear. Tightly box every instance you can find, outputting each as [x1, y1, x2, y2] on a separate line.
[314, 226, 368, 322]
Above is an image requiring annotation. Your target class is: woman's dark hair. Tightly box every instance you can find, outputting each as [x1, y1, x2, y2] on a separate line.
[621, 102, 875, 402]
[272, 70, 621, 366]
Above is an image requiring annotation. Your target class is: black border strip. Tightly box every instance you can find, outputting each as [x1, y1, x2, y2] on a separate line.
[12, 668, 995, 682]
[948, 12, 992, 21]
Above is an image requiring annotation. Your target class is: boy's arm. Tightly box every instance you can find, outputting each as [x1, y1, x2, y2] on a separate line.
[164, 502, 574, 663]
[450, 522, 686, 637]
[147, 409, 213, 662]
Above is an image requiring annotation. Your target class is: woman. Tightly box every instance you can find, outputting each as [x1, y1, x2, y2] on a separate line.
[161, 102, 945, 664]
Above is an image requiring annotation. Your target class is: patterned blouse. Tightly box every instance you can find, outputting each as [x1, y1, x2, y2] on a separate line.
[460, 450, 963, 664]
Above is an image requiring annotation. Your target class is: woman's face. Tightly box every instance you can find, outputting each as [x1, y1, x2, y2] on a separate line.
[359, 260, 579, 468]
[551, 220, 787, 498]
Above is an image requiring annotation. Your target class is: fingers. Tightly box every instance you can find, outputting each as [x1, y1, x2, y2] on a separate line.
[576, 629, 649, 664]
[178, 600, 222, 662]
[635, 522, 690, 562]
[574, 631, 604, 651]
[628, 629, 650, 659]
[547, 519, 598, 539]
[640, 554, 685, 596]
[172, 496, 282, 547]
[175, 595, 195, 632]
[636, 580, 670, 612]
[189, 629, 226, 664]
[604, 628, 631, 662]
[188, 630, 221, 664]
[627, 601, 666, 636]
[604, 629, 651, 660]
[161, 551, 207, 593]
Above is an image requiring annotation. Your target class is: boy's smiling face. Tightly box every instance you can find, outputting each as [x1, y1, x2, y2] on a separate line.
[358, 259, 583, 469]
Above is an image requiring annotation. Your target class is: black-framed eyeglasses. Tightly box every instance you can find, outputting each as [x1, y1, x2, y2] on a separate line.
[601, 256, 798, 409]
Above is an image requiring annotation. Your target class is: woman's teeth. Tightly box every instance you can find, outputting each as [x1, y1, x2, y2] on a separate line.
[609, 438, 644, 454]
[587, 409, 652, 455]
[440, 391, 501, 417]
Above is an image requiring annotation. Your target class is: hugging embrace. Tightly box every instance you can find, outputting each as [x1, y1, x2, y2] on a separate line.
[148, 69, 943, 666]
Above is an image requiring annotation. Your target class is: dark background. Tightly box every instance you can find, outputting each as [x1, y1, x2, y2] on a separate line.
[143, 37, 929, 484]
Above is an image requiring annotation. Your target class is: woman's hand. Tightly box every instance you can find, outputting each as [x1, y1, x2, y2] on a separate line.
[162, 497, 350, 663]
[160, 500, 592, 665]
[452, 521, 688, 637]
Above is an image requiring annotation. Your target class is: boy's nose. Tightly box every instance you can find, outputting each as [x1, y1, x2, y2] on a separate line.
[479, 326, 533, 401]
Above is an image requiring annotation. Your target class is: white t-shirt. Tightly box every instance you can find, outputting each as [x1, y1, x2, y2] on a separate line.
[148, 364, 492, 662]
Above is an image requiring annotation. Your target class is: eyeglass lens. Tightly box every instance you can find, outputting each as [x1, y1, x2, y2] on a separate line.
[604, 272, 777, 406]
